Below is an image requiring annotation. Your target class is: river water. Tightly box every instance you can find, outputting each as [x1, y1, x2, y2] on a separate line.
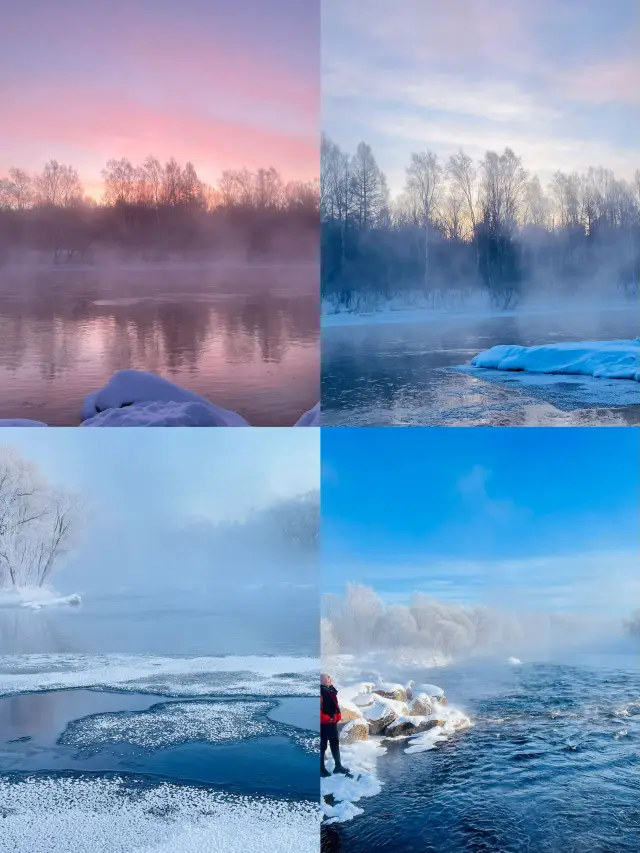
[0, 264, 318, 425]
[322, 308, 639, 426]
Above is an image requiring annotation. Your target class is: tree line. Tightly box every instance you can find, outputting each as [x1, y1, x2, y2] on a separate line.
[0, 157, 319, 264]
[321, 134, 640, 308]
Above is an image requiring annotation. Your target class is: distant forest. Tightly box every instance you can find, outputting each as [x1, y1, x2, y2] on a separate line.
[321, 134, 640, 309]
[0, 157, 319, 264]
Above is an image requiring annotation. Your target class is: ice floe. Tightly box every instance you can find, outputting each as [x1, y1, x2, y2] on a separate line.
[0, 586, 81, 611]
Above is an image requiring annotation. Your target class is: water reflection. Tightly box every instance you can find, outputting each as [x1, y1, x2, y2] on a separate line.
[0, 265, 318, 425]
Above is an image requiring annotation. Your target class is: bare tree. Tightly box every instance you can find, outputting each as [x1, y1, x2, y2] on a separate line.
[0, 448, 81, 589]
[405, 150, 443, 287]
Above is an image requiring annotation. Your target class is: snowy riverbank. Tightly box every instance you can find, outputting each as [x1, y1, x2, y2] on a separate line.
[0, 370, 320, 427]
[321, 673, 471, 824]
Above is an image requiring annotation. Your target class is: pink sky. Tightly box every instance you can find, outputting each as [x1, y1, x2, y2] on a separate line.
[0, 0, 319, 196]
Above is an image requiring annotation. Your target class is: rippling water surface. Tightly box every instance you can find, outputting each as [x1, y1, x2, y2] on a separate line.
[322, 660, 640, 853]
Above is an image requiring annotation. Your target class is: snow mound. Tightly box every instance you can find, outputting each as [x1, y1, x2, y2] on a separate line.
[62, 700, 276, 749]
[0, 653, 319, 699]
[508, 657, 522, 665]
[0, 418, 48, 427]
[81, 400, 245, 427]
[472, 339, 640, 381]
[0, 776, 318, 853]
[80, 370, 249, 426]
[0, 586, 81, 611]
[294, 403, 320, 427]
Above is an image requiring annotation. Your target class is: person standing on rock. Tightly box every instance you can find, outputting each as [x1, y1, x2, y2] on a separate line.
[320, 673, 352, 778]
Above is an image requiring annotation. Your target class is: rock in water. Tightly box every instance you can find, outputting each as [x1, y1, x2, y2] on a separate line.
[339, 704, 363, 724]
[340, 719, 369, 744]
[384, 717, 443, 738]
[374, 682, 407, 702]
[408, 696, 433, 716]
[363, 700, 399, 735]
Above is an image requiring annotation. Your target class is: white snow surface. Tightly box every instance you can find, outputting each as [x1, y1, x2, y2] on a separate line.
[81, 370, 250, 426]
[0, 586, 81, 611]
[321, 739, 386, 825]
[0, 776, 318, 853]
[472, 339, 639, 381]
[508, 657, 522, 665]
[0, 653, 319, 698]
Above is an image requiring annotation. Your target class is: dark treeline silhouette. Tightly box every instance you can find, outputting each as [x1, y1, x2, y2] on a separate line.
[321, 134, 640, 310]
[0, 157, 319, 264]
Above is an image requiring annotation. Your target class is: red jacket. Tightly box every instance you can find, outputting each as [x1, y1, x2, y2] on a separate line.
[321, 685, 342, 724]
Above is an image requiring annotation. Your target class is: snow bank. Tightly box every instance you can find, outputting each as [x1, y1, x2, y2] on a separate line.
[0, 586, 81, 611]
[472, 339, 639, 382]
[0, 776, 318, 853]
[0, 653, 319, 698]
[81, 370, 249, 426]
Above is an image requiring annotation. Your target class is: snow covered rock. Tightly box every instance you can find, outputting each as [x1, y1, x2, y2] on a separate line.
[362, 696, 408, 735]
[81, 370, 249, 426]
[408, 696, 433, 716]
[339, 719, 369, 744]
[373, 681, 407, 702]
[407, 682, 446, 703]
[0, 419, 48, 427]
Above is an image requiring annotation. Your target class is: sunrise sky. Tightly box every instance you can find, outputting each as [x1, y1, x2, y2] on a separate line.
[323, 0, 640, 196]
[0, 0, 319, 198]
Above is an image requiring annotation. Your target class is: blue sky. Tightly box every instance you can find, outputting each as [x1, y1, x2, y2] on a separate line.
[322, 0, 640, 195]
[1, 429, 319, 592]
[322, 429, 639, 616]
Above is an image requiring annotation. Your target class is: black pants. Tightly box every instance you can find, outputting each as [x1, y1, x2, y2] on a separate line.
[320, 722, 341, 769]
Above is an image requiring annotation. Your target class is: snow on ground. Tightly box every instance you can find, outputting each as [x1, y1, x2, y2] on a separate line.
[0, 654, 319, 698]
[81, 399, 245, 427]
[0, 776, 318, 853]
[62, 700, 276, 749]
[0, 586, 81, 611]
[321, 669, 470, 824]
[472, 339, 639, 382]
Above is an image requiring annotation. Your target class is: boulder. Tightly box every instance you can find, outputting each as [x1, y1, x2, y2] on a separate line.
[339, 703, 363, 723]
[374, 682, 407, 702]
[383, 717, 444, 738]
[408, 696, 433, 716]
[362, 700, 399, 735]
[339, 719, 369, 744]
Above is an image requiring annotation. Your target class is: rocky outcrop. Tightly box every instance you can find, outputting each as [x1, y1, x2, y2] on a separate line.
[362, 700, 400, 735]
[339, 703, 363, 723]
[339, 719, 369, 744]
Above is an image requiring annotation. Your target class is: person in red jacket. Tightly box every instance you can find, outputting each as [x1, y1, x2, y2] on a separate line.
[320, 673, 351, 778]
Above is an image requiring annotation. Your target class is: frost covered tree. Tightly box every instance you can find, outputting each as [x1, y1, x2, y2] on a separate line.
[0, 447, 81, 590]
